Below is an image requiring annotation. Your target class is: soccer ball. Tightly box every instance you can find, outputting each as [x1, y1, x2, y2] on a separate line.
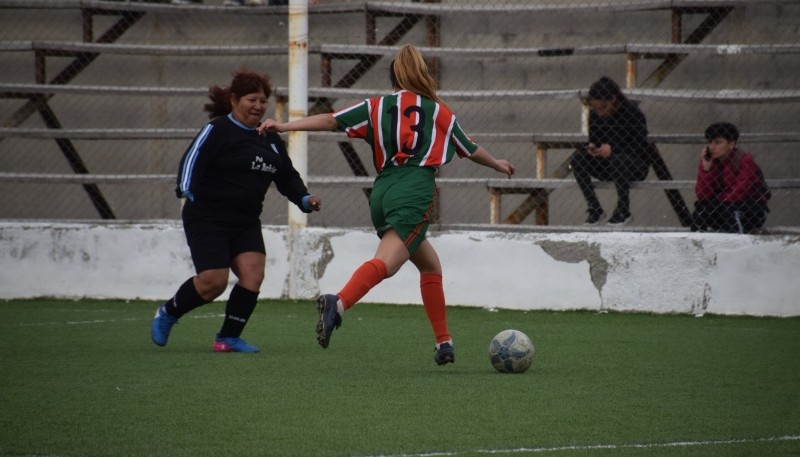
[488, 329, 535, 374]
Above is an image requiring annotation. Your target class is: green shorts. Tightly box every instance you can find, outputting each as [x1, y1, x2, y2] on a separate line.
[369, 166, 436, 254]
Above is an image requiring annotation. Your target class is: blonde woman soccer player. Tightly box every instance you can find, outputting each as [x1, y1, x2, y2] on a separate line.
[258, 44, 514, 365]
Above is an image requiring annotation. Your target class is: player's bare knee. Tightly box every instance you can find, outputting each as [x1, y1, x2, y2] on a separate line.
[195, 273, 228, 300]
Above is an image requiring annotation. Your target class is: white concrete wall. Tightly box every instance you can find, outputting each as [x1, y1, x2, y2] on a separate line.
[1, 222, 798, 317]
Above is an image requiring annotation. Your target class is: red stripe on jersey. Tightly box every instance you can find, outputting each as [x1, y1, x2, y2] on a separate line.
[346, 121, 369, 139]
[423, 104, 450, 167]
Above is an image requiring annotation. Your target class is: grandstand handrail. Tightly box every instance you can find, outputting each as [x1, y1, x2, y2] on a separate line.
[0, 128, 344, 140]
[320, 43, 800, 59]
[0, 83, 376, 99]
[626, 43, 800, 55]
[0, 83, 207, 97]
[2, 173, 797, 190]
[0, 0, 363, 14]
[3, 83, 799, 103]
[525, 132, 800, 144]
[2, 128, 798, 144]
[0, 173, 502, 187]
[0, 40, 308, 56]
[613, 88, 800, 103]
[365, 0, 800, 15]
[4, 41, 797, 59]
[321, 43, 628, 58]
[2, 0, 797, 13]
[0, 41, 32, 51]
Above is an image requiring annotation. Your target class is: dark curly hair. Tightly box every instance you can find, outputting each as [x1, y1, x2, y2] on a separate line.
[204, 68, 272, 119]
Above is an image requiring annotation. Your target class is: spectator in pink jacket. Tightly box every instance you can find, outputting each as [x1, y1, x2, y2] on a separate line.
[691, 122, 770, 233]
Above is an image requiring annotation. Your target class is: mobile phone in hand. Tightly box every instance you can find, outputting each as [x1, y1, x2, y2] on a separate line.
[703, 147, 712, 161]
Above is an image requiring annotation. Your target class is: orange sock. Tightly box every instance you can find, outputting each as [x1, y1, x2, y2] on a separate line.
[420, 273, 450, 344]
[337, 259, 387, 310]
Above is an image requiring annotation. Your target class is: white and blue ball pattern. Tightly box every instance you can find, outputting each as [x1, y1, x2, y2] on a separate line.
[488, 329, 535, 373]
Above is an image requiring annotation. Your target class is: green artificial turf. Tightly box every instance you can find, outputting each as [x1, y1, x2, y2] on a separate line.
[0, 299, 798, 457]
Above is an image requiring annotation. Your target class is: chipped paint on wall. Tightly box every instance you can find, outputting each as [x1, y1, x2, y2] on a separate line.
[1, 223, 798, 317]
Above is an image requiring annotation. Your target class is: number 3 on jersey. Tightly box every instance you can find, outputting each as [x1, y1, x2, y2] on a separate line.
[387, 104, 426, 156]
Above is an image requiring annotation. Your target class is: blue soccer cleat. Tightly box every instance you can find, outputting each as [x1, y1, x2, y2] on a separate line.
[434, 341, 455, 366]
[316, 294, 342, 349]
[213, 334, 261, 353]
[151, 304, 179, 347]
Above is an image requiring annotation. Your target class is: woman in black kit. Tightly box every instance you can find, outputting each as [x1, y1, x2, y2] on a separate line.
[151, 68, 321, 353]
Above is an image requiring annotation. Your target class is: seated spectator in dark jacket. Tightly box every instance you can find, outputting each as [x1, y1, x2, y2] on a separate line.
[571, 76, 651, 226]
[691, 122, 770, 234]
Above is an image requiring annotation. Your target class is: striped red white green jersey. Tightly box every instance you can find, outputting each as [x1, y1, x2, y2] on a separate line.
[332, 90, 480, 173]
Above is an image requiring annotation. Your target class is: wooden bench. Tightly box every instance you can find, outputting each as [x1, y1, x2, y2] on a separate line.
[486, 178, 800, 225]
[524, 133, 800, 188]
[492, 133, 800, 226]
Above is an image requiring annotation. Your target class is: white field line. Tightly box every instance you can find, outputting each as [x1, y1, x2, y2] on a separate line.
[355, 435, 800, 457]
[5, 313, 224, 327]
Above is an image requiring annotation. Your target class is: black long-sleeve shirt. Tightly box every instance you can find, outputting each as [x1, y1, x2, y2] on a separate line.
[176, 113, 311, 220]
[588, 97, 650, 162]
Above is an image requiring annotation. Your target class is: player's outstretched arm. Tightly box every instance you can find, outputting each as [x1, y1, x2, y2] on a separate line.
[468, 147, 515, 178]
[257, 113, 338, 134]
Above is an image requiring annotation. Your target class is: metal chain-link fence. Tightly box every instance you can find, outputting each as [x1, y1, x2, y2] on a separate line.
[1, 0, 799, 231]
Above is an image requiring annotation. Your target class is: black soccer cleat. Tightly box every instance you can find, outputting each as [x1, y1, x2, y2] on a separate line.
[433, 342, 455, 366]
[316, 294, 342, 349]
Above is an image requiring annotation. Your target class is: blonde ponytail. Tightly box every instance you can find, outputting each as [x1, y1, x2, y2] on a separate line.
[390, 44, 445, 106]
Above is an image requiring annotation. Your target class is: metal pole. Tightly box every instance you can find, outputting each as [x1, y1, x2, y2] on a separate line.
[288, 0, 309, 230]
[287, 0, 309, 298]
